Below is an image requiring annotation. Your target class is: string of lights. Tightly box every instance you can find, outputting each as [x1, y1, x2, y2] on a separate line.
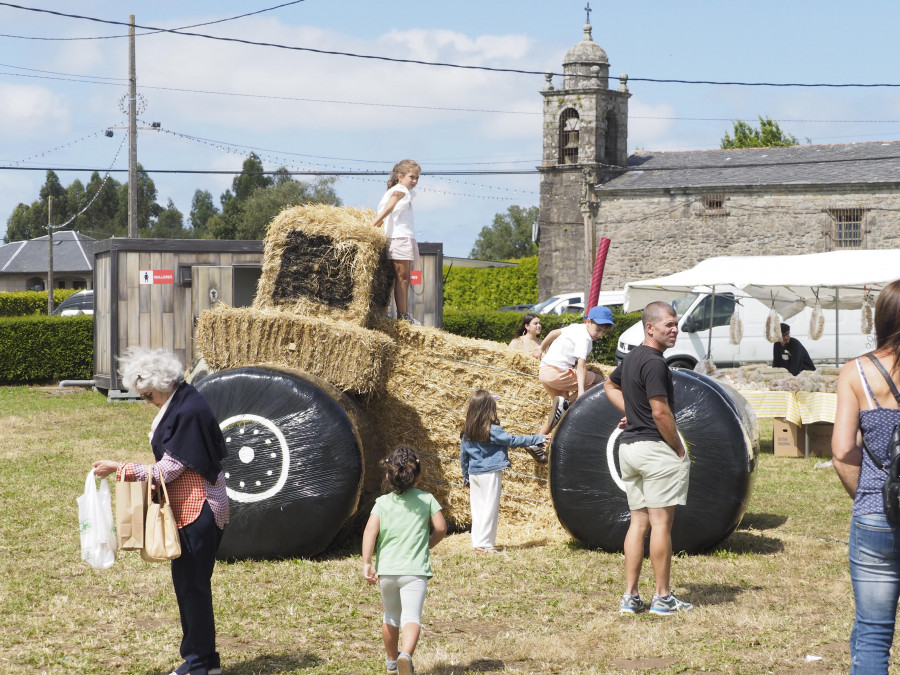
[1, 129, 115, 168]
[54, 132, 127, 230]
[144, 123, 539, 198]
[3, 2, 900, 88]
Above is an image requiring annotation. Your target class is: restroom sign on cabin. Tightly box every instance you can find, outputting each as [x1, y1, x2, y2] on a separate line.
[138, 269, 175, 285]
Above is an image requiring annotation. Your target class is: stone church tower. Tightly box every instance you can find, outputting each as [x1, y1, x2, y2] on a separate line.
[537, 20, 630, 300]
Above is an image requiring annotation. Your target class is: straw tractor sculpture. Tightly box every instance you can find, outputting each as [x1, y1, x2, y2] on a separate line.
[193, 205, 758, 560]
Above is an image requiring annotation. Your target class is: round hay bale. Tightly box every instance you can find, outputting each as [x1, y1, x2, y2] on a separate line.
[549, 371, 756, 553]
[195, 367, 365, 560]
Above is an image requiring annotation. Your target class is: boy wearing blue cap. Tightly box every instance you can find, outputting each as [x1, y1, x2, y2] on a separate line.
[537, 305, 615, 435]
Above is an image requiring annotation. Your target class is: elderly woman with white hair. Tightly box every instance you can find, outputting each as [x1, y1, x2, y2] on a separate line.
[93, 347, 228, 675]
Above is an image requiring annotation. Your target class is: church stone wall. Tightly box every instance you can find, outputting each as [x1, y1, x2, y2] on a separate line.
[537, 168, 588, 300]
[587, 186, 900, 291]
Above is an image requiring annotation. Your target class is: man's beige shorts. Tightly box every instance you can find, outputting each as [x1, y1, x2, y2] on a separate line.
[618, 440, 690, 510]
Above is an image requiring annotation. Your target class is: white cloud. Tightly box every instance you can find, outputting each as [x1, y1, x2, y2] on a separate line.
[627, 97, 677, 151]
[121, 20, 546, 137]
[0, 84, 70, 136]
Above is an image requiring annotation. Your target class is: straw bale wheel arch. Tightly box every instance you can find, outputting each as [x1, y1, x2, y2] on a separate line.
[549, 370, 757, 554]
[194, 365, 376, 560]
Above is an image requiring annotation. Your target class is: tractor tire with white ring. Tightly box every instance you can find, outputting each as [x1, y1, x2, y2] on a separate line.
[549, 370, 756, 554]
[195, 367, 364, 560]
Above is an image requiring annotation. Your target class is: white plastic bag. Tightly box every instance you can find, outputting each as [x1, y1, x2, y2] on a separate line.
[77, 469, 117, 570]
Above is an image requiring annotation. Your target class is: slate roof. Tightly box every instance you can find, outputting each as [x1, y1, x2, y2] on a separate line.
[599, 141, 900, 193]
[0, 231, 95, 274]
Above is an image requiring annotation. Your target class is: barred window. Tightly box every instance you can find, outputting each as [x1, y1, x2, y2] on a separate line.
[559, 109, 580, 165]
[702, 194, 725, 210]
[696, 193, 727, 217]
[828, 208, 866, 249]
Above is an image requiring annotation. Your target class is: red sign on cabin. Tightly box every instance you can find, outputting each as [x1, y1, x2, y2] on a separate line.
[138, 269, 175, 285]
[409, 270, 422, 285]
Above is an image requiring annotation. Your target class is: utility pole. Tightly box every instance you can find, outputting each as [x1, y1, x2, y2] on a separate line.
[128, 14, 138, 238]
[47, 196, 54, 314]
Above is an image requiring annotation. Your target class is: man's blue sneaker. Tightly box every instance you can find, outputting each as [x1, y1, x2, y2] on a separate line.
[619, 593, 646, 614]
[649, 592, 693, 615]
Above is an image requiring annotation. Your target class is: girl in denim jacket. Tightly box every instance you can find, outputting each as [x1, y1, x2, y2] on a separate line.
[460, 389, 547, 552]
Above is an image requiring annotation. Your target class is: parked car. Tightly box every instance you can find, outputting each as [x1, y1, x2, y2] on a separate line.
[51, 290, 93, 316]
[533, 290, 625, 316]
[498, 303, 535, 312]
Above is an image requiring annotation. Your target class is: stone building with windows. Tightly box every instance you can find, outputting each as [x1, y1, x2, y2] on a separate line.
[538, 23, 900, 299]
[0, 230, 95, 292]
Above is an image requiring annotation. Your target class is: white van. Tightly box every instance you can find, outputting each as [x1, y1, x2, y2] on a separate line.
[615, 286, 874, 369]
[532, 290, 625, 316]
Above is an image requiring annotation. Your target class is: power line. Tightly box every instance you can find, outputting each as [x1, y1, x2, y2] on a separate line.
[0, 1, 307, 41]
[0, 166, 538, 176]
[11, 147, 900, 176]
[4, 2, 900, 88]
[147, 125, 538, 167]
[10, 64, 900, 125]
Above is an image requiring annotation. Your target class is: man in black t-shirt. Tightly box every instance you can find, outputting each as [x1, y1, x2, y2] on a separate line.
[772, 323, 816, 376]
[606, 301, 693, 616]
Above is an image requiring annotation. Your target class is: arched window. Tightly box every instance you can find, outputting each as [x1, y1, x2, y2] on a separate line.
[605, 114, 618, 163]
[559, 109, 580, 165]
[26, 276, 44, 292]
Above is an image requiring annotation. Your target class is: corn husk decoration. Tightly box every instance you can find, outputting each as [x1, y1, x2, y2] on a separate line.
[765, 307, 781, 343]
[809, 305, 825, 341]
[862, 293, 874, 334]
[729, 311, 743, 345]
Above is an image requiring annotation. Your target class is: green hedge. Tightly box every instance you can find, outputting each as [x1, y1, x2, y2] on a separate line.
[443, 307, 641, 365]
[443, 256, 538, 310]
[0, 289, 77, 317]
[0, 315, 93, 384]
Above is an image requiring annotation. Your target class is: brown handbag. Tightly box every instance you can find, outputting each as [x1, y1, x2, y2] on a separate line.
[140, 468, 181, 562]
[115, 477, 147, 551]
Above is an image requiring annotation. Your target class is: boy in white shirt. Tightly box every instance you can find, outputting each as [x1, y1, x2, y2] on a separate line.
[538, 305, 614, 434]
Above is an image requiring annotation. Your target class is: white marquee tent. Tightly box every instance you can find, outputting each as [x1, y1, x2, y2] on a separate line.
[623, 249, 900, 317]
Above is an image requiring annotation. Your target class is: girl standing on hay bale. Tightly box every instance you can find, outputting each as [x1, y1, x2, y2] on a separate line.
[362, 446, 446, 675]
[509, 313, 543, 359]
[369, 159, 422, 326]
[461, 389, 549, 553]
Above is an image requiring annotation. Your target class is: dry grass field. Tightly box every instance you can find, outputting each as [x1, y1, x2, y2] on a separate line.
[0, 386, 868, 674]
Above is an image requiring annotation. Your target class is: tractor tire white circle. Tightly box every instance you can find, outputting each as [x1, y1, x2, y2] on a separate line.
[220, 413, 289, 503]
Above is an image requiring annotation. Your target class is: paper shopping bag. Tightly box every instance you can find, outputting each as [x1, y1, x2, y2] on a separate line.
[116, 476, 147, 550]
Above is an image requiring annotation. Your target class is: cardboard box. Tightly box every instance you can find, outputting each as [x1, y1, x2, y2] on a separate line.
[774, 418, 803, 457]
[805, 422, 834, 458]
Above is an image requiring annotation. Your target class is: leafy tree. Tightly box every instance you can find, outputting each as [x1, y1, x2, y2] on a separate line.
[721, 116, 799, 149]
[230, 153, 272, 201]
[5, 203, 39, 243]
[208, 154, 341, 240]
[469, 205, 539, 260]
[235, 177, 341, 239]
[113, 165, 163, 235]
[80, 172, 124, 239]
[5, 171, 69, 242]
[189, 189, 219, 237]
[151, 199, 185, 238]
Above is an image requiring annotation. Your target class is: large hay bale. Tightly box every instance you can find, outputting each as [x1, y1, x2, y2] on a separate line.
[254, 205, 394, 327]
[196, 305, 396, 395]
[366, 320, 560, 530]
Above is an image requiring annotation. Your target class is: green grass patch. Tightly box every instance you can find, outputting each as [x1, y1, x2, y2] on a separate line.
[0, 387, 859, 673]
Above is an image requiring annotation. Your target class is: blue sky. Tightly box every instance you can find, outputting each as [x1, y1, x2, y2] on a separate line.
[2, 1, 900, 255]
